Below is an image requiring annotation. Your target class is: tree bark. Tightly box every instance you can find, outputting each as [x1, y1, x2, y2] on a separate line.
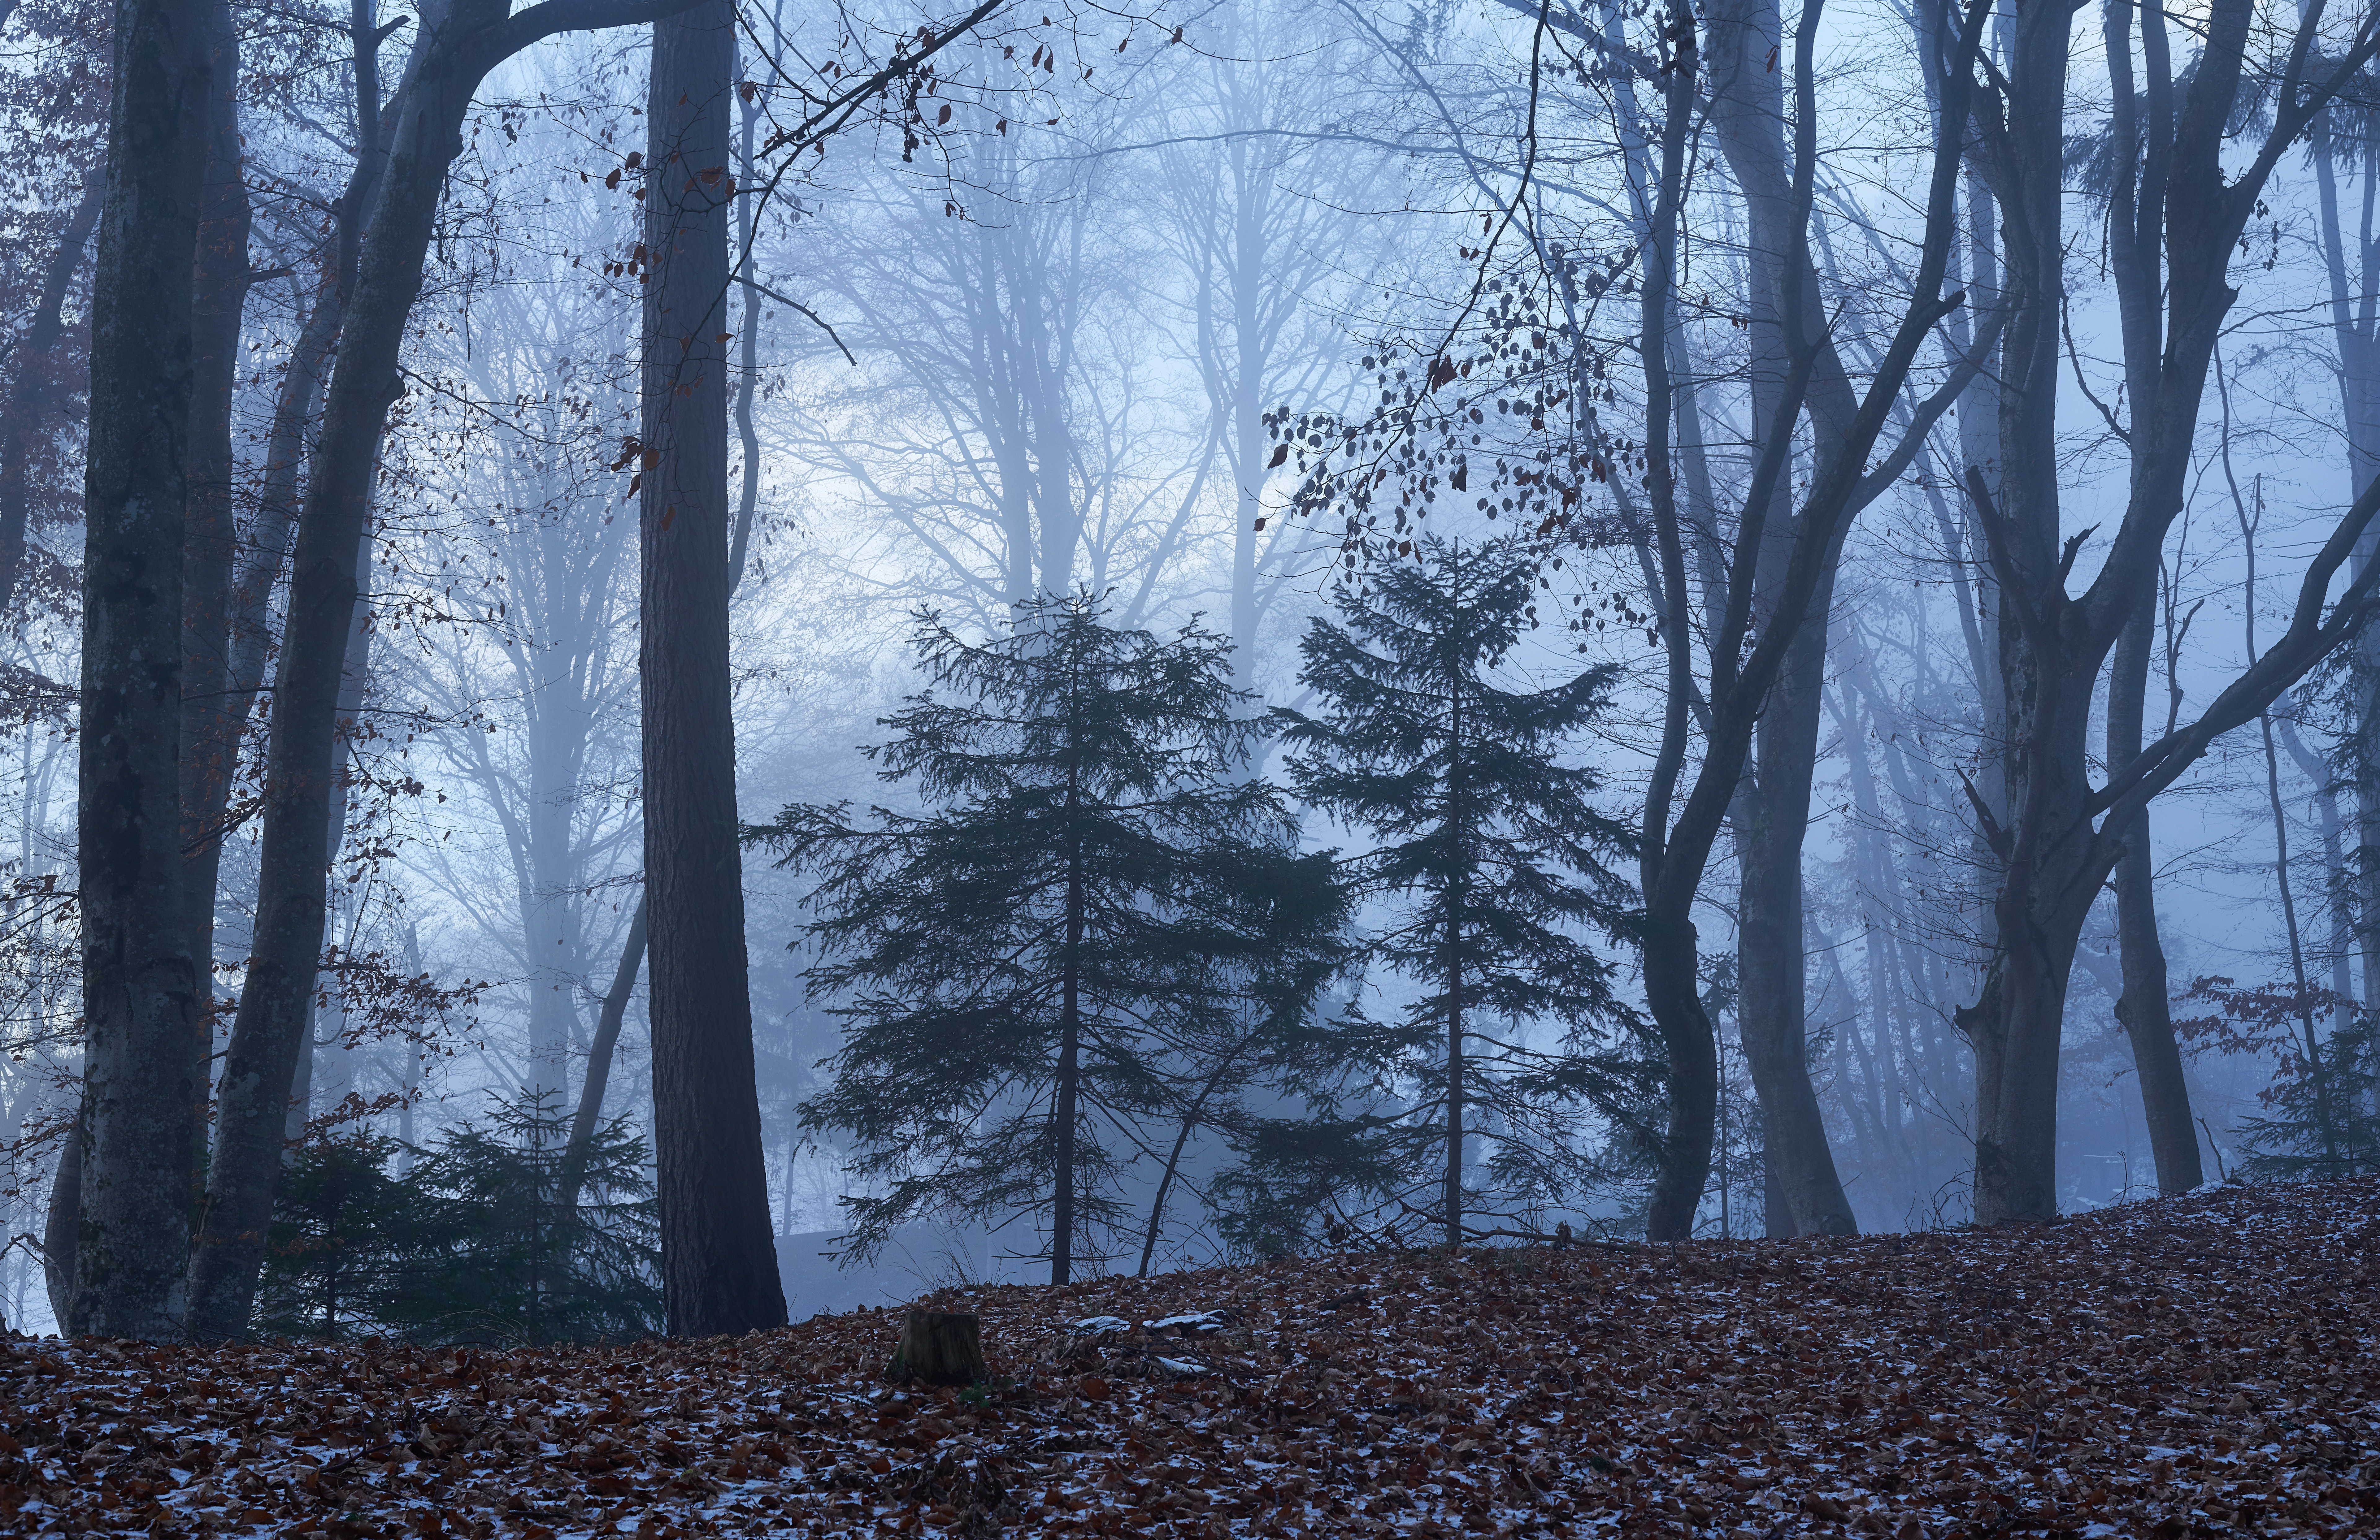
[641, 0, 785, 1335]
[890, 1309, 987, 1385]
[0, 166, 103, 619]
[2105, 600, 2201, 1193]
[177, 0, 249, 1190]
[69, 0, 215, 1339]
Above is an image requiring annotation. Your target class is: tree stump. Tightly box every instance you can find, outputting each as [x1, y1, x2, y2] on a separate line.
[889, 1309, 988, 1385]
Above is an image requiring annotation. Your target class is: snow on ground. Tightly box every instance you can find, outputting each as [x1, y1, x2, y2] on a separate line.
[5, 1177, 2376, 1537]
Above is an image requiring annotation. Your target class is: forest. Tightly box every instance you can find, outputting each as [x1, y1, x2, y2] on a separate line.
[5, 0, 2380, 1390]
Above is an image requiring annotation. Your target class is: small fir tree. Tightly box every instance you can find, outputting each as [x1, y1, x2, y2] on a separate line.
[400, 1088, 663, 1344]
[1271, 535, 1652, 1248]
[257, 1089, 662, 1343]
[751, 595, 1348, 1284]
[255, 1135, 424, 1339]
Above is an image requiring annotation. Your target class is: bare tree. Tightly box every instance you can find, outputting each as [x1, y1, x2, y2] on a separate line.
[1630, 0, 1993, 1239]
[1955, 0, 2380, 1223]
[184, 0, 718, 1341]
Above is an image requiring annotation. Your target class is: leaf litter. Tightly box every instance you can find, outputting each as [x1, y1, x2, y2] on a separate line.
[4, 1177, 2376, 1538]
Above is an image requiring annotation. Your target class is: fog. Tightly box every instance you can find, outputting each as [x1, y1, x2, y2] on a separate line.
[8, 0, 2377, 1336]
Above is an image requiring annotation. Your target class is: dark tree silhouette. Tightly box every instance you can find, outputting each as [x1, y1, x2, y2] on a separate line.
[1276, 535, 1648, 1247]
[757, 595, 1345, 1286]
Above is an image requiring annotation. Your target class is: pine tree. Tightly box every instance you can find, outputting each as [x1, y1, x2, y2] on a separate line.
[752, 595, 1347, 1284]
[1272, 535, 1653, 1248]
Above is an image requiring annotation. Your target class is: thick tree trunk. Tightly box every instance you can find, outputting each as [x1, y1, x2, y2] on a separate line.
[0, 166, 103, 619]
[69, 0, 215, 1340]
[1960, 672, 2097, 1225]
[1641, 915, 1718, 1239]
[2105, 601, 2202, 1193]
[641, 0, 785, 1336]
[177, 0, 249, 1187]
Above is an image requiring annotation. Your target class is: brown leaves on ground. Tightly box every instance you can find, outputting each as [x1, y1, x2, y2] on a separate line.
[4, 1177, 2377, 1538]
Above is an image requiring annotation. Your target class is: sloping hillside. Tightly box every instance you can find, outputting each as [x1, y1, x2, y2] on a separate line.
[6, 1179, 2375, 1537]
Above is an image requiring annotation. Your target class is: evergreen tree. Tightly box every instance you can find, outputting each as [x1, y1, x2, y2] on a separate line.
[401, 1089, 662, 1344]
[255, 1090, 662, 1344]
[751, 595, 1348, 1284]
[1272, 535, 1653, 1248]
[255, 1136, 423, 1340]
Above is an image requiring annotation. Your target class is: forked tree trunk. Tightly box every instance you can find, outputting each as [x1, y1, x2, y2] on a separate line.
[641, 0, 785, 1336]
[1705, 0, 1858, 1240]
[69, 0, 215, 1340]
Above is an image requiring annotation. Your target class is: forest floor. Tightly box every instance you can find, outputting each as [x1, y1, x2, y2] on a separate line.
[4, 1177, 2376, 1539]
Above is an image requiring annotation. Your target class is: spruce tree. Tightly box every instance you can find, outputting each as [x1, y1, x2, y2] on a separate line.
[1273, 535, 1651, 1248]
[752, 595, 1346, 1284]
[257, 1091, 662, 1344]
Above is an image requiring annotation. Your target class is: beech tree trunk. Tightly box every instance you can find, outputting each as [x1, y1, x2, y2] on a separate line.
[2105, 602, 2202, 1194]
[641, 0, 785, 1336]
[177, 0, 250, 1188]
[69, 0, 215, 1339]
[1959, 0, 2380, 1223]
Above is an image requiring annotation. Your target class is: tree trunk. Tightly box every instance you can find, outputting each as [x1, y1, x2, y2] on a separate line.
[1735, 618, 1857, 1235]
[177, 0, 250, 1191]
[0, 166, 103, 619]
[42, 1099, 85, 1330]
[562, 895, 646, 1208]
[890, 1309, 987, 1385]
[186, 0, 475, 1339]
[69, 0, 215, 1340]
[2105, 600, 2202, 1193]
[641, 0, 784, 1336]
[1640, 914, 1719, 1239]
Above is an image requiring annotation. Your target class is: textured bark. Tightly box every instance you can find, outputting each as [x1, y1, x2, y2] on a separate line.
[640, 0, 785, 1335]
[69, 0, 215, 1340]
[177, 0, 249, 1184]
[890, 1310, 987, 1385]
[2105, 602, 2202, 1194]
[0, 167, 103, 619]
